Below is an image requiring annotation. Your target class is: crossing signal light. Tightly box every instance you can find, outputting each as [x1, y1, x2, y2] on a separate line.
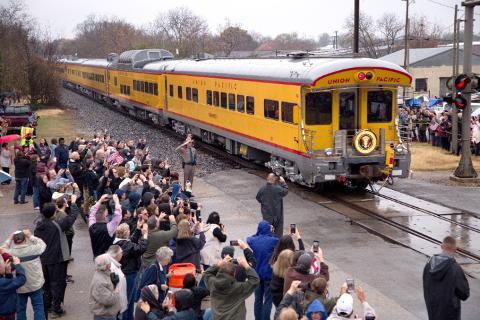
[446, 74, 480, 93]
[454, 95, 467, 109]
[455, 74, 471, 92]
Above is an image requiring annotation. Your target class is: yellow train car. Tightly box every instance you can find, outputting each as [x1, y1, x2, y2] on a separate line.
[62, 49, 412, 188]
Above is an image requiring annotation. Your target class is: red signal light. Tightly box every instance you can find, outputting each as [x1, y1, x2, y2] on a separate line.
[455, 95, 467, 109]
[455, 74, 471, 92]
[358, 72, 366, 80]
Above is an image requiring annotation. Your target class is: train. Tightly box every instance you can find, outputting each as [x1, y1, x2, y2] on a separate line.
[60, 48, 412, 189]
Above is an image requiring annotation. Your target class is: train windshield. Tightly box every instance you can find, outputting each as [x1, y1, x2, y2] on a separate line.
[305, 92, 332, 125]
[367, 91, 393, 123]
[339, 91, 357, 130]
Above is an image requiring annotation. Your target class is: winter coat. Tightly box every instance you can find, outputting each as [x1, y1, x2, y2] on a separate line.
[256, 182, 288, 225]
[55, 144, 69, 169]
[138, 261, 167, 303]
[200, 223, 225, 266]
[38, 180, 52, 210]
[176, 233, 206, 272]
[162, 309, 197, 320]
[35, 143, 51, 164]
[14, 156, 31, 179]
[247, 220, 278, 281]
[203, 265, 259, 320]
[304, 288, 337, 315]
[270, 274, 285, 307]
[89, 269, 122, 317]
[0, 264, 26, 316]
[142, 222, 178, 266]
[423, 253, 470, 320]
[3, 236, 46, 293]
[283, 263, 330, 295]
[34, 203, 79, 265]
[189, 286, 210, 320]
[305, 299, 327, 320]
[110, 258, 128, 313]
[113, 229, 148, 274]
[68, 159, 84, 185]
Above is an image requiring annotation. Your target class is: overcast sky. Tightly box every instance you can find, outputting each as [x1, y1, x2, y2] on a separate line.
[19, 0, 473, 39]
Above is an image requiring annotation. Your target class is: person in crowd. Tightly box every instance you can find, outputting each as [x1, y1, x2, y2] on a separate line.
[423, 236, 470, 320]
[182, 273, 210, 320]
[46, 168, 75, 193]
[203, 255, 260, 320]
[34, 198, 79, 318]
[138, 246, 174, 304]
[55, 138, 69, 170]
[138, 289, 196, 320]
[13, 150, 32, 204]
[247, 220, 279, 320]
[275, 280, 325, 320]
[68, 151, 84, 196]
[270, 229, 305, 265]
[89, 254, 122, 320]
[175, 135, 197, 187]
[34, 138, 51, 165]
[218, 240, 256, 283]
[0, 142, 12, 185]
[50, 138, 57, 161]
[142, 213, 177, 267]
[175, 219, 205, 273]
[277, 307, 298, 320]
[55, 193, 78, 261]
[256, 173, 288, 238]
[327, 286, 376, 320]
[200, 211, 227, 271]
[270, 249, 294, 307]
[38, 174, 53, 210]
[134, 285, 167, 320]
[114, 222, 149, 320]
[88, 194, 122, 257]
[2, 230, 46, 320]
[304, 277, 338, 315]
[107, 245, 128, 318]
[0, 256, 26, 320]
[283, 249, 329, 296]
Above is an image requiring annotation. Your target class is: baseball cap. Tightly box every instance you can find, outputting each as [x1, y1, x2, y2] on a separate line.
[296, 253, 313, 273]
[51, 192, 65, 201]
[336, 293, 354, 316]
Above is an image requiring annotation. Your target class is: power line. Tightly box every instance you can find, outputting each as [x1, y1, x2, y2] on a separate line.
[424, 0, 480, 16]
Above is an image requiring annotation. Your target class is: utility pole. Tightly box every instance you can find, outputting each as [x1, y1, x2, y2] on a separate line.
[353, 0, 360, 54]
[454, 0, 480, 179]
[402, 0, 410, 100]
[450, 4, 459, 154]
[334, 31, 338, 50]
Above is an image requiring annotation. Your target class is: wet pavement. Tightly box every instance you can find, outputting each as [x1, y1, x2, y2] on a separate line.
[2, 169, 480, 319]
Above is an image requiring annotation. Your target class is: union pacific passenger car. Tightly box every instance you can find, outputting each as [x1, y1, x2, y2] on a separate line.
[61, 49, 412, 189]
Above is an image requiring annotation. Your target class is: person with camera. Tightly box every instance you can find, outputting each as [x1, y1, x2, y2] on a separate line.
[218, 239, 256, 283]
[175, 135, 197, 188]
[142, 212, 177, 267]
[2, 229, 46, 320]
[0, 256, 26, 320]
[34, 196, 79, 318]
[200, 212, 227, 272]
[327, 285, 376, 320]
[247, 220, 279, 320]
[203, 255, 259, 320]
[88, 193, 122, 258]
[89, 254, 122, 320]
[256, 173, 289, 238]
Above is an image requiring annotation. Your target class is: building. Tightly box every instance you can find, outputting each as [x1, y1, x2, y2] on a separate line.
[379, 46, 480, 97]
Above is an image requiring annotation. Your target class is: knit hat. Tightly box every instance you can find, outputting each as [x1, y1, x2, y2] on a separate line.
[336, 293, 354, 316]
[296, 253, 313, 274]
[221, 246, 235, 259]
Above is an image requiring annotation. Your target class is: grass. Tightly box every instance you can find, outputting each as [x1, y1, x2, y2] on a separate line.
[410, 142, 480, 171]
[36, 107, 83, 142]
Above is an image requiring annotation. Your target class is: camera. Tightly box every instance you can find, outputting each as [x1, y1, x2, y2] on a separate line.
[346, 278, 355, 293]
[313, 240, 319, 253]
[290, 224, 296, 234]
[230, 240, 239, 246]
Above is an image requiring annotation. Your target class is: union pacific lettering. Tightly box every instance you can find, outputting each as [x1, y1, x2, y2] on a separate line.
[327, 78, 351, 85]
[376, 76, 401, 83]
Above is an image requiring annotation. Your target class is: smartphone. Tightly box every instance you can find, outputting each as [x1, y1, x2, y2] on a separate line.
[313, 240, 319, 253]
[346, 278, 355, 293]
[290, 223, 296, 234]
[230, 240, 239, 246]
[167, 290, 173, 300]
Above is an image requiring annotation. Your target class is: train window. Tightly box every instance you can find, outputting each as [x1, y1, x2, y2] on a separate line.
[178, 86, 183, 99]
[237, 95, 245, 112]
[305, 92, 332, 125]
[246, 96, 255, 115]
[192, 88, 198, 103]
[149, 83, 154, 95]
[367, 91, 392, 123]
[221, 92, 227, 108]
[154, 83, 158, 96]
[213, 91, 219, 107]
[169, 84, 174, 97]
[228, 94, 236, 110]
[114, 77, 117, 86]
[206, 90, 212, 105]
[186, 87, 192, 101]
[281, 102, 297, 124]
[264, 99, 279, 120]
[133, 80, 136, 91]
[141, 81, 145, 92]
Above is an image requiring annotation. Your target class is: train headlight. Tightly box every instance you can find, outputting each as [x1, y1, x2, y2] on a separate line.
[324, 148, 333, 156]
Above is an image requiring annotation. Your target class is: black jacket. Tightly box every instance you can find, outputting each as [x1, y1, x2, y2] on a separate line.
[256, 182, 288, 224]
[189, 287, 210, 320]
[115, 229, 148, 274]
[176, 233, 206, 272]
[89, 223, 114, 258]
[34, 203, 79, 265]
[270, 274, 285, 307]
[14, 156, 31, 179]
[38, 180, 52, 210]
[68, 159, 84, 185]
[423, 253, 470, 320]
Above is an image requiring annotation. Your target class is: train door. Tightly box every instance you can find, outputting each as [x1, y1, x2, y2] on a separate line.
[338, 90, 358, 131]
[302, 89, 334, 152]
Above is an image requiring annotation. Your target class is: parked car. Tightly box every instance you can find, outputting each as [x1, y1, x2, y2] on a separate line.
[0, 104, 37, 134]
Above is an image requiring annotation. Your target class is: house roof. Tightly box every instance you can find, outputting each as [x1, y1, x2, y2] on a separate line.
[379, 47, 452, 66]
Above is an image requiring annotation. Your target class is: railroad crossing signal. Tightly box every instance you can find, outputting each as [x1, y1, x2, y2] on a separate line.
[443, 93, 467, 109]
[446, 74, 480, 93]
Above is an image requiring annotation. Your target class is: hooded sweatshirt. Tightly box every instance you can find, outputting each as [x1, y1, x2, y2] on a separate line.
[423, 253, 470, 320]
[247, 220, 278, 281]
[306, 299, 327, 320]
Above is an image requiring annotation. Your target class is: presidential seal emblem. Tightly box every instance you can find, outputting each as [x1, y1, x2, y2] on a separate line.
[353, 130, 377, 155]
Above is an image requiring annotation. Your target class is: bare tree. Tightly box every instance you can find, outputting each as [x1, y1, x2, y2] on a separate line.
[217, 22, 257, 56]
[317, 32, 331, 47]
[343, 12, 380, 58]
[272, 32, 317, 51]
[377, 13, 404, 54]
[409, 15, 443, 48]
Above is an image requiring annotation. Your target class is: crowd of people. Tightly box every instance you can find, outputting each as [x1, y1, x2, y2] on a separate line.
[398, 103, 480, 155]
[0, 129, 471, 320]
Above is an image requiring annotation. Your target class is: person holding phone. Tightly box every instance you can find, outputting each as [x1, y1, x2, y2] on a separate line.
[200, 212, 227, 273]
[256, 173, 289, 238]
[0, 256, 27, 320]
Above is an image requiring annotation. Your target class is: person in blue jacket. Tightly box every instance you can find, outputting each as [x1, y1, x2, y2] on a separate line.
[247, 220, 279, 320]
[0, 256, 27, 319]
[306, 299, 327, 320]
